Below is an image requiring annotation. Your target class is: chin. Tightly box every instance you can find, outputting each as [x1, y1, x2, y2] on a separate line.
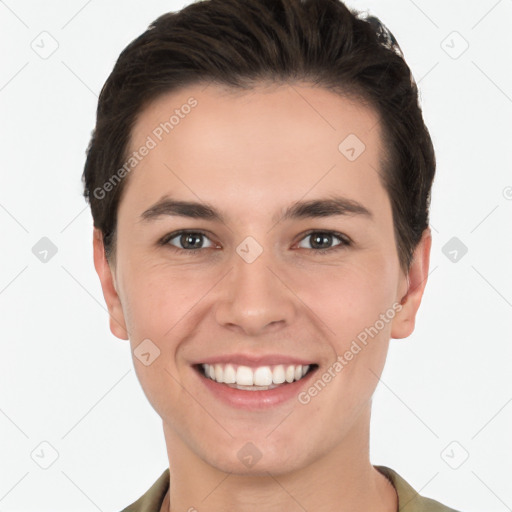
[201, 439, 311, 477]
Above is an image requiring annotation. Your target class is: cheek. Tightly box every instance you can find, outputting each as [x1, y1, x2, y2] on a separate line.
[295, 257, 399, 339]
[295, 266, 397, 419]
[292, 258, 399, 403]
[119, 267, 207, 413]
[119, 261, 206, 336]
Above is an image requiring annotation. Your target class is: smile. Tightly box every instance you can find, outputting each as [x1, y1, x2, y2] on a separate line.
[200, 362, 314, 390]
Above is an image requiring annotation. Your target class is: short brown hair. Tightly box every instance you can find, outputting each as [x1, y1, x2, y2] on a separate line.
[82, 0, 436, 271]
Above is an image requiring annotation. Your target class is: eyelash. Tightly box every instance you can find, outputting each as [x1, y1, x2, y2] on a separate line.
[158, 229, 351, 256]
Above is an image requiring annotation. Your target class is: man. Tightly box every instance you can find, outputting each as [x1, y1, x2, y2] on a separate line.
[82, 0, 461, 510]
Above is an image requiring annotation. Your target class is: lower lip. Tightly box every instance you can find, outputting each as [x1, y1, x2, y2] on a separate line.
[195, 366, 317, 410]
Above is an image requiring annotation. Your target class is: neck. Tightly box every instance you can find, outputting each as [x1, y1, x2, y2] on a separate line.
[162, 407, 397, 512]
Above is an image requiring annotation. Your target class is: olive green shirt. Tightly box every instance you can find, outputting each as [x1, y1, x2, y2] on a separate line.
[119, 465, 461, 511]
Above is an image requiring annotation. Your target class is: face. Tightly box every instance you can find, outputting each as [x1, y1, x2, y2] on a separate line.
[94, 82, 430, 476]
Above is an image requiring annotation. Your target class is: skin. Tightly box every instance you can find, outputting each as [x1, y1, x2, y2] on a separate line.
[93, 82, 431, 512]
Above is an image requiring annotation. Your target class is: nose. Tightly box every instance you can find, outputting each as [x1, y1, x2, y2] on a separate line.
[214, 243, 297, 336]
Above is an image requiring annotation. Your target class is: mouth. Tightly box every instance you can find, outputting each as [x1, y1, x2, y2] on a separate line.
[196, 362, 317, 390]
[193, 362, 318, 408]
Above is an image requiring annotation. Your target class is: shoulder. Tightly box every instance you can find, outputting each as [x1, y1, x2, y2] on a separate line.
[119, 468, 169, 512]
[375, 465, 462, 512]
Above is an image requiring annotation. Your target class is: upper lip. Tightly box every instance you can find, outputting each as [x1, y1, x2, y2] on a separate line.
[193, 354, 316, 367]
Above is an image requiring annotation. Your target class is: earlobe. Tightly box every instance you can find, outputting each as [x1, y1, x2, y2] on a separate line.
[391, 228, 432, 340]
[92, 228, 129, 340]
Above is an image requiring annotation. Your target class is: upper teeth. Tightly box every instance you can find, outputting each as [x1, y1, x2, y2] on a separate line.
[201, 363, 310, 386]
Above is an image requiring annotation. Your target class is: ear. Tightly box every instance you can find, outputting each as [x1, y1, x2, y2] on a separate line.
[391, 227, 432, 339]
[93, 228, 129, 340]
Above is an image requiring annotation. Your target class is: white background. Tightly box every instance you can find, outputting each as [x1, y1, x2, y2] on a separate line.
[1, 0, 511, 511]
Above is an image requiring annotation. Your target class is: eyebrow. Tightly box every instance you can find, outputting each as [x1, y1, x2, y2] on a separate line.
[139, 195, 373, 225]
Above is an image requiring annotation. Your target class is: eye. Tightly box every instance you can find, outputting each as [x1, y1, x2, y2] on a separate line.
[160, 230, 216, 252]
[159, 229, 351, 255]
[296, 230, 351, 254]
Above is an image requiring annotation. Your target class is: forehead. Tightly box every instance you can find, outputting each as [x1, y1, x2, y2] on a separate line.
[122, 82, 388, 220]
